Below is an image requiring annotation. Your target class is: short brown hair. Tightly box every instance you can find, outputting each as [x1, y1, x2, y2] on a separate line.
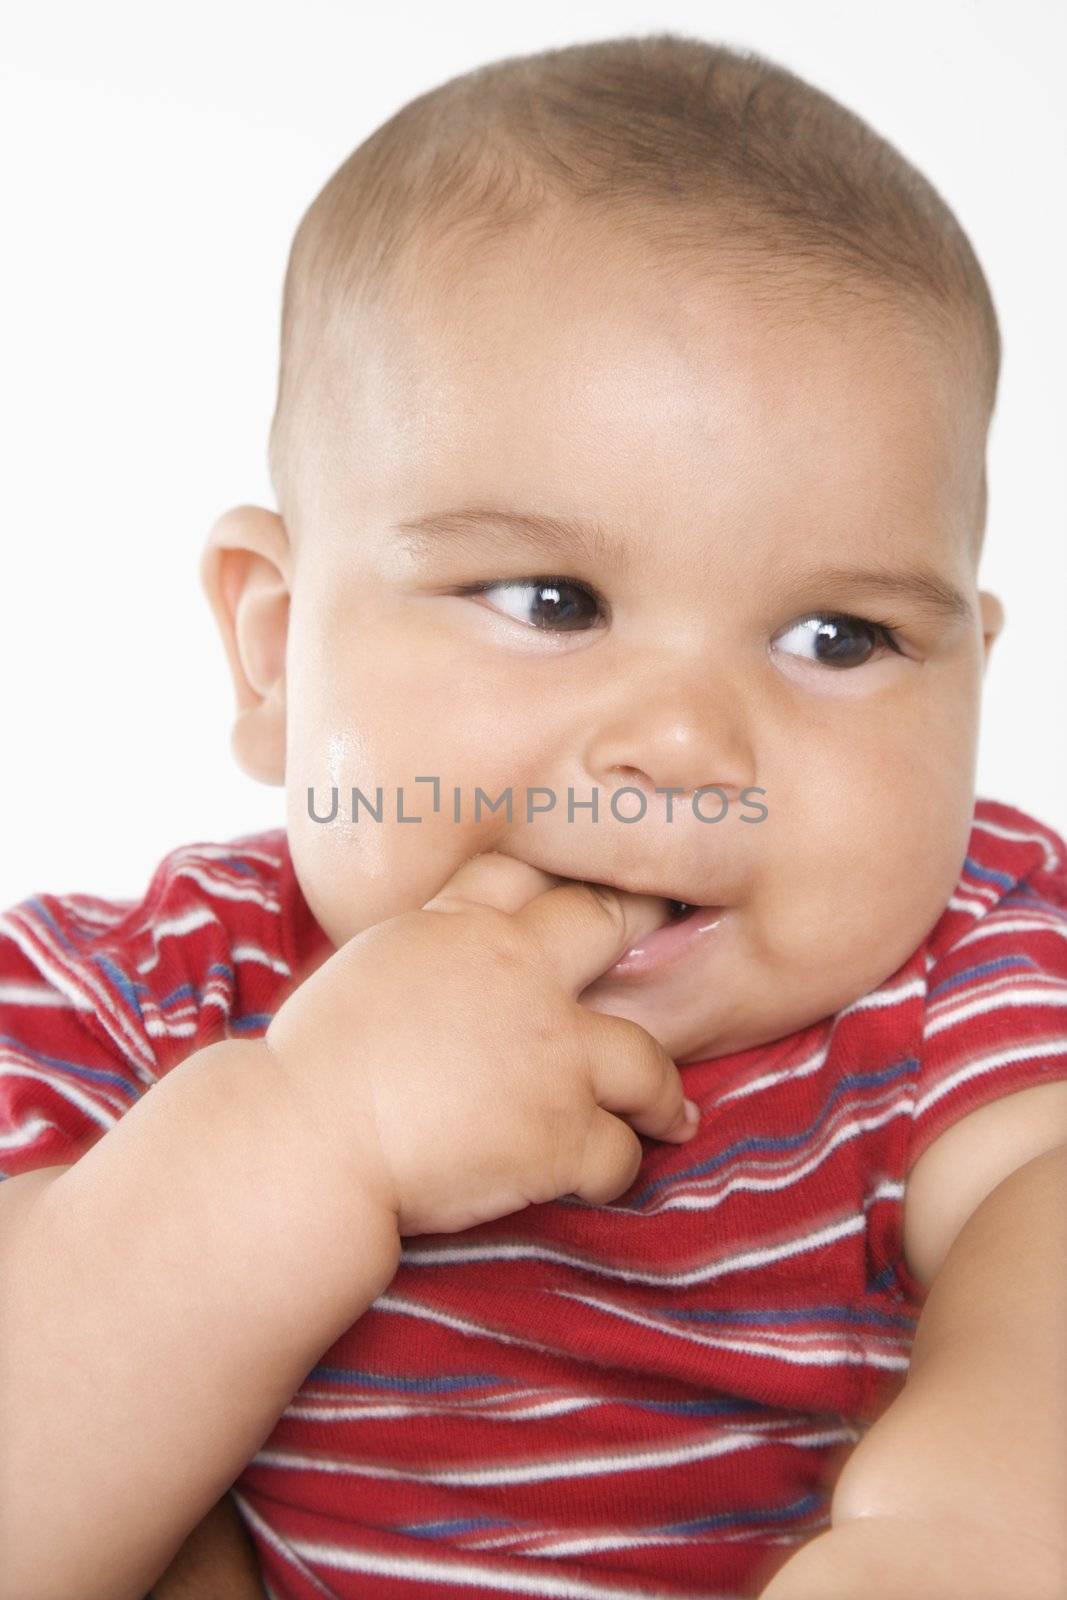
[268, 32, 999, 529]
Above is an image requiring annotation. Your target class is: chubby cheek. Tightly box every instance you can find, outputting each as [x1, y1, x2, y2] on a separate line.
[284, 653, 542, 946]
[755, 696, 978, 1007]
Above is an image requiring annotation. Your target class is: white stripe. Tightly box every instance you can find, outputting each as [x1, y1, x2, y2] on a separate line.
[669, 1100, 912, 1216]
[174, 864, 281, 912]
[948, 915, 1067, 951]
[397, 1212, 868, 1292]
[915, 1037, 1067, 1116]
[596, 1091, 913, 1221]
[0, 1060, 125, 1132]
[284, 1393, 817, 1426]
[59, 902, 131, 926]
[925, 985, 1067, 1039]
[135, 905, 223, 973]
[956, 877, 1001, 905]
[945, 893, 994, 919]
[0, 1110, 60, 1154]
[867, 1177, 906, 1203]
[231, 942, 291, 976]
[140, 989, 228, 1024]
[712, 988, 921, 1110]
[251, 1420, 842, 1490]
[286, 1394, 608, 1426]
[144, 1017, 197, 1038]
[503, 1493, 836, 1561]
[0, 912, 156, 1080]
[231, 1488, 741, 1600]
[552, 1290, 909, 1372]
[715, 1042, 829, 1105]
[836, 976, 926, 1016]
[971, 816, 1062, 871]
[184, 842, 283, 869]
[140, 988, 230, 1036]
[0, 982, 74, 1008]
[229, 1492, 338, 1598]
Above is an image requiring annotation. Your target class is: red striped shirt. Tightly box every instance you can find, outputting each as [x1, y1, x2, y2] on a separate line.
[2, 795, 1065, 1599]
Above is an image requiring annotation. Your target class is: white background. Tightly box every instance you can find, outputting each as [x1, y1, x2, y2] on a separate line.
[1, 0, 1064, 907]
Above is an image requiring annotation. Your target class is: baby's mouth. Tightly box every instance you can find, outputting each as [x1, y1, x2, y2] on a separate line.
[590, 890, 728, 981]
[576, 877, 713, 930]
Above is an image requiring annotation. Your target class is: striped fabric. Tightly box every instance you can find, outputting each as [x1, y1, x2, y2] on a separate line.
[2, 796, 1066, 1599]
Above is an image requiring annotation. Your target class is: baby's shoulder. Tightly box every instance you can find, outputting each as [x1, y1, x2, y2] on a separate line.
[0, 829, 298, 1075]
[902, 1078, 1067, 1291]
[901, 797, 1067, 1292]
[0, 829, 307, 1180]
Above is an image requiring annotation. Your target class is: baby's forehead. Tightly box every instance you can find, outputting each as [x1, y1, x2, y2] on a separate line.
[326, 246, 987, 531]
[357, 212, 986, 411]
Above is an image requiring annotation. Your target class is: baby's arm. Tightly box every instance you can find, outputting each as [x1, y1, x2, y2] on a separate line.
[757, 1143, 1067, 1598]
[0, 1038, 402, 1600]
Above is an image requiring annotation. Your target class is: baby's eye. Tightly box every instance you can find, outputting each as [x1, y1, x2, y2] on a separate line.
[773, 612, 903, 669]
[460, 577, 603, 632]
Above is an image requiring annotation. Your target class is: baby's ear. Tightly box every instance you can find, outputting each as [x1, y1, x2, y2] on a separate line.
[977, 589, 1005, 673]
[200, 505, 291, 785]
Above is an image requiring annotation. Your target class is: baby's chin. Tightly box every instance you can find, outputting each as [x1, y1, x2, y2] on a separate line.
[576, 985, 722, 1065]
[577, 973, 827, 1065]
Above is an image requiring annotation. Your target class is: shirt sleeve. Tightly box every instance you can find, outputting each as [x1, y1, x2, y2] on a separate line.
[909, 875, 1067, 1174]
[0, 918, 159, 1183]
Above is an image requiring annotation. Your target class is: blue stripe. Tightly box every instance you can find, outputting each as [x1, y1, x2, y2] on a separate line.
[962, 855, 1015, 889]
[308, 1366, 508, 1392]
[1002, 887, 1067, 921]
[662, 1491, 825, 1535]
[0, 1032, 141, 1101]
[660, 1303, 916, 1331]
[25, 898, 74, 948]
[634, 1396, 770, 1416]
[227, 1013, 274, 1031]
[158, 982, 198, 1008]
[306, 1367, 770, 1416]
[91, 953, 144, 1021]
[596, 1058, 919, 1208]
[928, 954, 1037, 997]
[396, 1517, 515, 1538]
[394, 1495, 825, 1541]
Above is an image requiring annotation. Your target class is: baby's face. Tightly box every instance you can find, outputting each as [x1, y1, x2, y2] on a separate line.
[229, 213, 1003, 1064]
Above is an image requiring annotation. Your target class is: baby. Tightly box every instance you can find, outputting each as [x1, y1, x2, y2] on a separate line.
[2, 30, 1066, 1600]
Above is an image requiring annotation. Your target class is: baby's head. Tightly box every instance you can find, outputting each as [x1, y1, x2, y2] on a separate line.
[202, 33, 1004, 1065]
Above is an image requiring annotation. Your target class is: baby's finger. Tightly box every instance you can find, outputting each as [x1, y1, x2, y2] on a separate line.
[421, 851, 564, 916]
[513, 878, 670, 995]
[583, 1011, 701, 1144]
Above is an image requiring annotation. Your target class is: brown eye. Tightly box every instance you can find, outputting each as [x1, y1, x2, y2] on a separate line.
[466, 578, 603, 632]
[774, 612, 901, 669]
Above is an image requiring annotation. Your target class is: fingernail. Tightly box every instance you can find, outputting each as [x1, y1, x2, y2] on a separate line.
[682, 1097, 701, 1128]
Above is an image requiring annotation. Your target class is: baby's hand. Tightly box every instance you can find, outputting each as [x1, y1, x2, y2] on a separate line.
[264, 852, 700, 1237]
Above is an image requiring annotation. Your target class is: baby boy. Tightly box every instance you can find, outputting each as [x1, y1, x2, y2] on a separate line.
[2, 31, 1066, 1600]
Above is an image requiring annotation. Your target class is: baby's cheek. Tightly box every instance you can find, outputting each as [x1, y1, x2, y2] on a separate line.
[751, 836, 920, 1006]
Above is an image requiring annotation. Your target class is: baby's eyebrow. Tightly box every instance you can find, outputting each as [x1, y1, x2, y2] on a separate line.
[391, 507, 619, 568]
[391, 508, 975, 624]
[785, 562, 976, 624]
